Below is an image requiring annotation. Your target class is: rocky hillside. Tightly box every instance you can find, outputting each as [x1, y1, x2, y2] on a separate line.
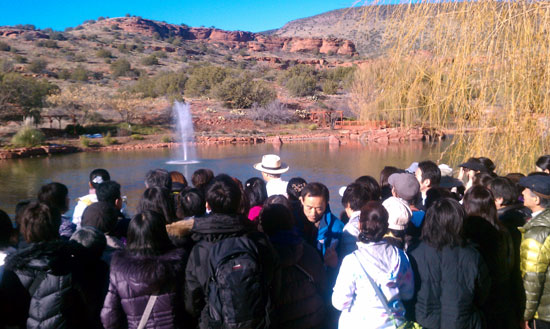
[275, 6, 396, 57]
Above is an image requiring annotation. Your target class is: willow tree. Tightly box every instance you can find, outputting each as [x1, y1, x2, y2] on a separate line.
[352, 0, 550, 173]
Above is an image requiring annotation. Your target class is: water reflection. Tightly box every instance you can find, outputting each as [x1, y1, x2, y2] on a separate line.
[0, 140, 450, 217]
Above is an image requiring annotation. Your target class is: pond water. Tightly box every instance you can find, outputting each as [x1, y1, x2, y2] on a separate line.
[0, 140, 450, 217]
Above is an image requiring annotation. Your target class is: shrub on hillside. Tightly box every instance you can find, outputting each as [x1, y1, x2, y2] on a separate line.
[58, 69, 71, 80]
[185, 65, 230, 97]
[129, 71, 187, 99]
[102, 132, 117, 146]
[28, 59, 48, 73]
[70, 65, 89, 82]
[36, 40, 58, 48]
[96, 49, 112, 58]
[246, 101, 294, 123]
[141, 55, 159, 66]
[322, 80, 339, 95]
[214, 75, 276, 109]
[11, 127, 45, 147]
[14, 55, 27, 64]
[110, 58, 132, 77]
[286, 75, 317, 97]
[0, 42, 10, 51]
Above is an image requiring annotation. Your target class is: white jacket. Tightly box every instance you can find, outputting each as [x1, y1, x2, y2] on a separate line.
[332, 240, 414, 329]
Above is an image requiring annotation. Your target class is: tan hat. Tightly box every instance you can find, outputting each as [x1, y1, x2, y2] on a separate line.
[382, 196, 412, 230]
[253, 154, 289, 174]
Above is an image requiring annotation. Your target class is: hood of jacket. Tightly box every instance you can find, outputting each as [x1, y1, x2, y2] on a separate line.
[190, 212, 250, 242]
[166, 218, 194, 238]
[522, 208, 550, 232]
[354, 240, 402, 282]
[110, 248, 187, 290]
[269, 230, 304, 267]
[6, 240, 85, 275]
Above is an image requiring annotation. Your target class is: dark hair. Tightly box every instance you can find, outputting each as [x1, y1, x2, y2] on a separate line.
[19, 201, 60, 243]
[380, 166, 401, 186]
[421, 198, 465, 250]
[70, 226, 107, 259]
[14, 199, 31, 227]
[300, 182, 330, 202]
[244, 177, 268, 208]
[425, 187, 454, 209]
[81, 201, 119, 234]
[287, 177, 307, 201]
[472, 172, 493, 188]
[233, 177, 249, 216]
[463, 185, 502, 231]
[264, 194, 291, 209]
[170, 171, 188, 193]
[342, 183, 371, 211]
[192, 168, 214, 189]
[96, 180, 121, 205]
[145, 168, 172, 190]
[175, 188, 205, 219]
[137, 187, 176, 224]
[418, 161, 441, 186]
[488, 177, 519, 206]
[89, 168, 110, 189]
[536, 155, 550, 172]
[259, 203, 295, 236]
[358, 201, 389, 243]
[478, 157, 496, 173]
[206, 174, 242, 214]
[127, 211, 174, 256]
[0, 209, 13, 248]
[355, 175, 381, 201]
[38, 182, 69, 214]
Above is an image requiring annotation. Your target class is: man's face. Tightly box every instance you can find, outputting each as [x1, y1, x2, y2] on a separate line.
[301, 195, 327, 223]
[415, 168, 429, 192]
[522, 188, 539, 211]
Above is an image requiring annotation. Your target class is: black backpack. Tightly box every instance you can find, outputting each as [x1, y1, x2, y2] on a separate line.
[206, 235, 271, 329]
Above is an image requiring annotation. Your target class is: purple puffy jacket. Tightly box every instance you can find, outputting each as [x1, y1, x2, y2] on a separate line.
[101, 248, 190, 329]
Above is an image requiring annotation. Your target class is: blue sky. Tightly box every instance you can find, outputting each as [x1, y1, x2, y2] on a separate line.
[0, 0, 362, 32]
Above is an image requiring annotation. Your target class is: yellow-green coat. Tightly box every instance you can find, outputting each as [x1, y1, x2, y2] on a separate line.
[520, 209, 550, 321]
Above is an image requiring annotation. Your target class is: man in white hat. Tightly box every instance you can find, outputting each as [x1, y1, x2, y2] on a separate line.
[254, 154, 289, 197]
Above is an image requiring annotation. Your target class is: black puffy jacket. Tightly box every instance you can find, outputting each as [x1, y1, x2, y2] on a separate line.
[2, 241, 94, 329]
[101, 248, 190, 329]
[184, 213, 279, 329]
[407, 241, 491, 329]
[270, 232, 327, 329]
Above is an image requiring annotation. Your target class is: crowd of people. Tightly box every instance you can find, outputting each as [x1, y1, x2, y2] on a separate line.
[1, 153, 550, 329]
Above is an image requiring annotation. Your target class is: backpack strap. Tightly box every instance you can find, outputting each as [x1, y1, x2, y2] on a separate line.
[137, 295, 158, 329]
[28, 271, 47, 297]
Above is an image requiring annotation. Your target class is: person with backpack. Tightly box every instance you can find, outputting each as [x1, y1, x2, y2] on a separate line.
[184, 174, 279, 329]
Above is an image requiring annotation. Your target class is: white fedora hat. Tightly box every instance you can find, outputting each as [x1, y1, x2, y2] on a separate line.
[253, 154, 289, 174]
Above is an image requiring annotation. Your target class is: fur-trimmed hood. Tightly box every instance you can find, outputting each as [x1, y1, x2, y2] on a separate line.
[166, 219, 194, 238]
[109, 248, 187, 293]
[191, 213, 251, 243]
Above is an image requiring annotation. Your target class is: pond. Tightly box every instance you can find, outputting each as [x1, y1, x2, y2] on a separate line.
[0, 140, 451, 217]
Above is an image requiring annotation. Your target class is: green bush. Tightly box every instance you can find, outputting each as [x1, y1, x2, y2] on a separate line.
[14, 55, 27, 63]
[131, 134, 144, 140]
[70, 65, 88, 81]
[96, 49, 112, 58]
[110, 58, 132, 77]
[141, 55, 159, 66]
[102, 132, 117, 146]
[28, 59, 47, 73]
[0, 42, 10, 51]
[214, 75, 276, 109]
[322, 80, 339, 95]
[129, 70, 187, 99]
[36, 40, 58, 48]
[185, 65, 230, 97]
[80, 136, 91, 147]
[11, 127, 45, 147]
[161, 136, 172, 143]
[152, 51, 167, 59]
[286, 75, 317, 97]
[58, 69, 71, 80]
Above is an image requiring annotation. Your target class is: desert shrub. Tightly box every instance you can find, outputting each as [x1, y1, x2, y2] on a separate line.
[0, 42, 10, 51]
[80, 136, 91, 147]
[152, 51, 167, 59]
[102, 132, 117, 146]
[28, 59, 47, 73]
[128, 70, 187, 99]
[161, 136, 172, 143]
[110, 58, 132, 77]
[185, 65, 230, 97]
[246, 101, 294, 123]
[0, 59, 14, 73]
[322, 80, 339, 95]
[70, 65, 88, 82]
[323, 66, 356, 85]
[72, 54, 87, 62]
[285, 75, 317, 97]
[171, 37, 182, 46]
[36, 40, 58, 48]
[131, 134, 144, 140]
[11, 127, 45, 147]
[50, 32, 67, 41]
[58, 69, 71, 80]
[214, 75, 276, 109]
[97, 16, 105, 21]
[96, 49, 112, 58]
[14, 55, 27, 63]
[141, 55, 159, 66]
[308, 124, 318, 130]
